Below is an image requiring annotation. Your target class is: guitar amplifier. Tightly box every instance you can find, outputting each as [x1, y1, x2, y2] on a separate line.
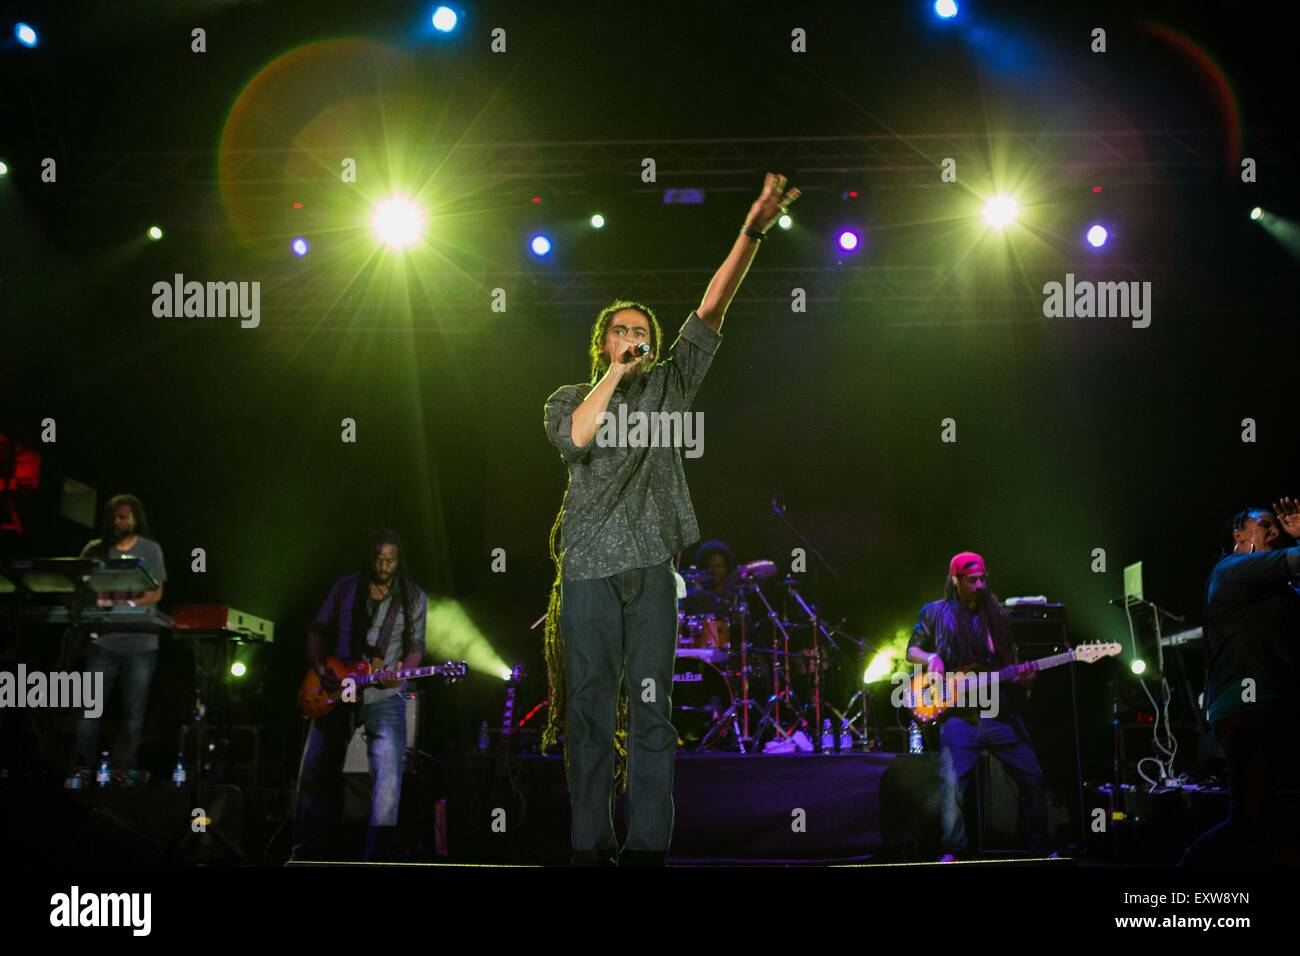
[343, 692, 420, 773]
[1004, 600, 1087, 850]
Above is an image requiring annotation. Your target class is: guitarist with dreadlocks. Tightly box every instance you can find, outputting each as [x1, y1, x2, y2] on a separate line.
[291, 529, 427, 861]
[906, 551, 1049, 861]
[542, 173, 801, 866]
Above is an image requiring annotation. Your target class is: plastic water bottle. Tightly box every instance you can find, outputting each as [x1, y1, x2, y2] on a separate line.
[820, 719, 834, 753]
[477, 720, 490, 752]
[908, 721, 924, 755]
[96, 752, 111, 787]
[172, 753, 187, 789]
[839, 720, 853, 752]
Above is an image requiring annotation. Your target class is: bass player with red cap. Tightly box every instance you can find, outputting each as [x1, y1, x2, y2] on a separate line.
[906, 551, 1049, 861]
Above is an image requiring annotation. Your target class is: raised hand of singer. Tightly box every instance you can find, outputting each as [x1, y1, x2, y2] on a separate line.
[745, 171, 802, 234]
[1272, 496, 1300, 540]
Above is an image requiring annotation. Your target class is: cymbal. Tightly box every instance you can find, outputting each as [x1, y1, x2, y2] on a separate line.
[731, 559, 778, 583]
[679, 567, 712, 584]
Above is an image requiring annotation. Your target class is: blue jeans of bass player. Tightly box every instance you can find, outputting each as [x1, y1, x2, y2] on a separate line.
[938, 712, 1049, 854]
[561, 561, 679, 861]
[293, 692, 406, 859]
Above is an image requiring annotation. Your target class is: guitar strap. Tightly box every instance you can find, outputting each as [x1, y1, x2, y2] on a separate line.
[366, 590, 401, 661]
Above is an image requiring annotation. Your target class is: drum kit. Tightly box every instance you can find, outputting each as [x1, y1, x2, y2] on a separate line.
[672, 558, 880, 754]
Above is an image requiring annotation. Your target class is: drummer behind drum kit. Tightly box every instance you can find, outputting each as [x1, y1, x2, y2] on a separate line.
[673, 558, 876, 754]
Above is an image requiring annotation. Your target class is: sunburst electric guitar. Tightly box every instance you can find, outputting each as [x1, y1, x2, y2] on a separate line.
[906, 642, 1121, 724]
[298, 657, 467, 718]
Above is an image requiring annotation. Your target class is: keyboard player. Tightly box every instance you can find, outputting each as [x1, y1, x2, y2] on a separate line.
[67, 494, 167, 787]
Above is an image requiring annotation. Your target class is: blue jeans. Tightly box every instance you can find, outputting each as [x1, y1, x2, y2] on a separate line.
[293, 692, 407, 859]
[70, 644, 157, 771]
[561, 561, 679, 856]
[938, 713, 1048, 854]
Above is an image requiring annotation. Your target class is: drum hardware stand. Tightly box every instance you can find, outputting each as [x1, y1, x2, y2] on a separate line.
[694, 595, 762, 752]
[165, 631, 249, 863]
[785, 582, 839, 751]
[748, 587, 814, 750]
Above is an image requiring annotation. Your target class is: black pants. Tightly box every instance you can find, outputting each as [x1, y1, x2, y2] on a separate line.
[561, 561, 678, 859]
[1180, 713, 1298, 865]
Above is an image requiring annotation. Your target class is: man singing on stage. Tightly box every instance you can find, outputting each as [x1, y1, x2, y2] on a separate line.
[542, 173, 800, 866]
[292, 529, 427, 861]
[907, 551, 1048, 861]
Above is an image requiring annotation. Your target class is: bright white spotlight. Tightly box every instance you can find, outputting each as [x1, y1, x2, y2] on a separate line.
[291, 237, 310, 257]
[837, 229, 860, 252]
[432, 6, 458, 32]
[0, 161, 8, 177]
[778, 213, 793, 230]
[15, 23, 38, 48]
[982, 195, 1019, 228]
[371, 196, 425, 249]
[147, 226, 163, 241]
[934, 0, 959, 19]
[1249, 206, 1263, 221]
[530, 234, 552, 257]
[1086, 224, 1108, 248]
[590, 213, 605, 229]
[1131, 659, 1147, 676]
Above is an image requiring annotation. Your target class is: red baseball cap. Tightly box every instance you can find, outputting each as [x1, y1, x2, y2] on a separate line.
[949, 551, 987, 577]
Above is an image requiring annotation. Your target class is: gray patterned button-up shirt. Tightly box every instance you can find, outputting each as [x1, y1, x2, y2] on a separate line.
[544, 311, 722, 581]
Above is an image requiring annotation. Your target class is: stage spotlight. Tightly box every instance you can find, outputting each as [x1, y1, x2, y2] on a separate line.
[0, 161, 8, 177]
[230, 661, 247, 678]
[1086, 224, 1108, 248]
[15, 23, 38, 48]
[370, 195, 425, 249]
[778, 214, 793, 230]
[1130, 659, 1147, 676]
[982, 195, 1018, 228]
[432, 6, 458, 32]
[500, 667, 513, 681]
[530, 234, 552, 257]
[836, 229, 860, 252]
[934, 0, 959, 19]
[291, 237, 310, 257]
[1249, 206, 1263, 221]
[147, 226, 163, 241]
[590, 213, 605, 229]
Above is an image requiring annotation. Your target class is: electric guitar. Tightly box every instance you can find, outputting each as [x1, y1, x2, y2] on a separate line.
[298, 657, 467, 718]
[906, 641, 1120, 724]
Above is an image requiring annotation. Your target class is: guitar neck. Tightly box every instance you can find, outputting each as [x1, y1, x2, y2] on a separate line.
[355, 664, 447, 687]
[997, 649, 1075, 681]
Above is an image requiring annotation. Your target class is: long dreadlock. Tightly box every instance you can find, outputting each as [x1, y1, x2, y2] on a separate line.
[540, 498, 631, 792]
[541, 496, 568, 761]
[937, 575, 1018, 669]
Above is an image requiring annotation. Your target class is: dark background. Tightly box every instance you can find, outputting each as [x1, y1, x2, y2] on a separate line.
[2, 0, 1297, 783]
